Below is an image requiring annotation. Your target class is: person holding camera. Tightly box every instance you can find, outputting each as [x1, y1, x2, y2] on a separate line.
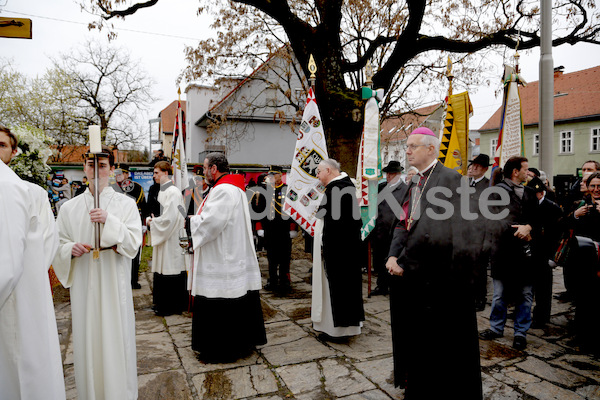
[568, 172, 600, 355]
[572, 172, 600, 240]
[479, 156, 540, 351]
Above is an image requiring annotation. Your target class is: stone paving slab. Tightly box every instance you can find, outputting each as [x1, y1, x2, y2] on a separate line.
[354, 356, 404, 399]
[320, 319, 392, 361]
[138, 370, 192, 400]
[482, 372, 523, 399]
[179, 345, 263, 375]
[320, 358, 377, 397]
[276, 361, 322, 395]
[548, 354, 600, 382]
[265, 320, 310, 346]
[137, 330, 182, 375]
[135, 309, 167, 335]
[192, 364, 279, 399]
[261, 336, 337, 366]
[339, 390, 395, 399]
[54, 256, 600, 399]
[575, 385, 600, 399]
[516, 357, 588, 388]
[519, 379, 585, 399]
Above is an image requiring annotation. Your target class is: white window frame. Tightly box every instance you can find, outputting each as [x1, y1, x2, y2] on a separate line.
[559, 130, 573, 154]
[591, 127, 600, 153]
[532, 133, 539, 156]
[490, 138, 498, 157]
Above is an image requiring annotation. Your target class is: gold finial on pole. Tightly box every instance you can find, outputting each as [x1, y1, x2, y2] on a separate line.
[514, 33, 521, 74]
[365, 60, 373, 88]
[308, 54, 317, 88]
[446, 56, 454, 96]
[177, 87, 182, 101]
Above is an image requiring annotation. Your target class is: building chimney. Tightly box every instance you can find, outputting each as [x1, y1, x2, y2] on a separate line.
[554, 65, 565, 78]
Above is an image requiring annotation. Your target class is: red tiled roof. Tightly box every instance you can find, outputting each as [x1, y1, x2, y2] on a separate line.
[479, 65, 600, 131]
[160, 100, 186, 134]
[49, 145, 127, 164]
[381, 103, 443, 144]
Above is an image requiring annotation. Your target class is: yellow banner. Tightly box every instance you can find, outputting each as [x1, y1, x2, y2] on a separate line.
[0, 18, 32, 39]
[438, 91, 472, 175]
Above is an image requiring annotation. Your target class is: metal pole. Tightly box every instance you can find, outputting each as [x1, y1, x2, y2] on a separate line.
[93, 154, 101, 259]
[539, 0, 554, 184]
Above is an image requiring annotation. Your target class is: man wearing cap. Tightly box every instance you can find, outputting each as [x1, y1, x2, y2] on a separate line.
[256, 165, 297, 293]
[114, 166, 148, 289]
[385, 127, 482, 399]
[467, 154, 492, 311]
[186, 165, 210, 215]
[370, 160, 408, 296]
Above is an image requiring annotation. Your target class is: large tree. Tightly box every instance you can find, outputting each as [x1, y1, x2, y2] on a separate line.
[52, 40, 156, 148]
[83, 0, 600, 169]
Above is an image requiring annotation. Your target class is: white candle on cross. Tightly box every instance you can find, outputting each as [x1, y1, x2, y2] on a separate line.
[89, 125, 102, 153]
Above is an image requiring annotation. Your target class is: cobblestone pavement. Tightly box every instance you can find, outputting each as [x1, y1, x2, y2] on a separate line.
[54, 258, 600, 399]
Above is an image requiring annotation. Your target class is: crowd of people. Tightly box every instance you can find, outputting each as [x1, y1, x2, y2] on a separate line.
[2, 121, 599, 400]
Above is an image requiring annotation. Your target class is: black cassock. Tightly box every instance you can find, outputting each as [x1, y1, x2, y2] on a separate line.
[387, 162, 482, 400]
[320, 175, 365, 327]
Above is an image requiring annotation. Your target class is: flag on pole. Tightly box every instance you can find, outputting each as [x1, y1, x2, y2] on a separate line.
[283, 88, 328, 237]
[358, 87, 383, 240]
[438, 91, 472, 175]
[494, 65, 527, 168]
[171, 97, 189, 191]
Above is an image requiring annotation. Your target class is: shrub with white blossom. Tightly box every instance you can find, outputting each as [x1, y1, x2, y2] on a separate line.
[9, 125, 55, 188]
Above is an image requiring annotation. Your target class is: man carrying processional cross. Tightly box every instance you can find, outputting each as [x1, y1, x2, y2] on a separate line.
[53, 141, 142, 400]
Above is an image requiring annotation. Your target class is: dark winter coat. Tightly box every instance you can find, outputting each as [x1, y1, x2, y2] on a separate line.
[486, 180, 540, 284]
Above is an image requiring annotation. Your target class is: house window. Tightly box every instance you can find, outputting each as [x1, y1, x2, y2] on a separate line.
[490, 138, 498, 157]
[265, 86, 278, 108]
[294, 88, 304, 103]
[591, 127, 600, 152]
[560, 131, 573, 154]
[532, 133, 539, 156]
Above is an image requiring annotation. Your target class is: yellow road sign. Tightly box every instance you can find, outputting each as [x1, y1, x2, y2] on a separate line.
[0, 17, 32, 39]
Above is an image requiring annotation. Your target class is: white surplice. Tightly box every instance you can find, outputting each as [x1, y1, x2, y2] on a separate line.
[0, 161, 65, 400]
[53, 187, 142, 400]
[189, 180, 261, 298]
[150, 184, 187, 275]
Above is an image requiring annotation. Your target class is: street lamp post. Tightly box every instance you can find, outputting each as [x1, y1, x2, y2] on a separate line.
[539, 0, 554, 183]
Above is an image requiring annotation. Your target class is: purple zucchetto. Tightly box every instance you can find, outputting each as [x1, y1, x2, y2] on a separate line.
[410, 127, 437, 137]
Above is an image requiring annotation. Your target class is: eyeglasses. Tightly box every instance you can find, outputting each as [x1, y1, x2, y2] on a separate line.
[406, 144, 428, 151]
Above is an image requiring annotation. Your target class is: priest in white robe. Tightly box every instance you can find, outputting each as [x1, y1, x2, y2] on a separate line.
[53, 149, 142, 400]
[147, 161, 188, 316]
[189, 152, 266, 362]
[0, 133, 65, 400]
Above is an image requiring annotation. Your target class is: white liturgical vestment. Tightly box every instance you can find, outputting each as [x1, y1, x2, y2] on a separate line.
[0, 161, 65, 400]
[190, 175, 262, 298]
[54, 186, 142, 400]
[150, 183, 187, 275]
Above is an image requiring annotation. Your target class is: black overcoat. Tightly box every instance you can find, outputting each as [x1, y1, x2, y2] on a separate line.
[320, 174, 365, 327]
[486, 181, 540, 284]
[387, 162, 483, 399]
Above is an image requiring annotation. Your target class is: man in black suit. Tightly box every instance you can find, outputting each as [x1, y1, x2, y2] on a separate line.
[467, 154, 492, 311]
[114, 166, 148, 289]
[528, 177, 562, 327]
[385, 127, 482, 400]
[370, 161, 407, 296]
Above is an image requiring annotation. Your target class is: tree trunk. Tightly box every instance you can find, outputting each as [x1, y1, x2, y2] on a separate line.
[311, 54, 364, 177]
[318, 90, 363, 177]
